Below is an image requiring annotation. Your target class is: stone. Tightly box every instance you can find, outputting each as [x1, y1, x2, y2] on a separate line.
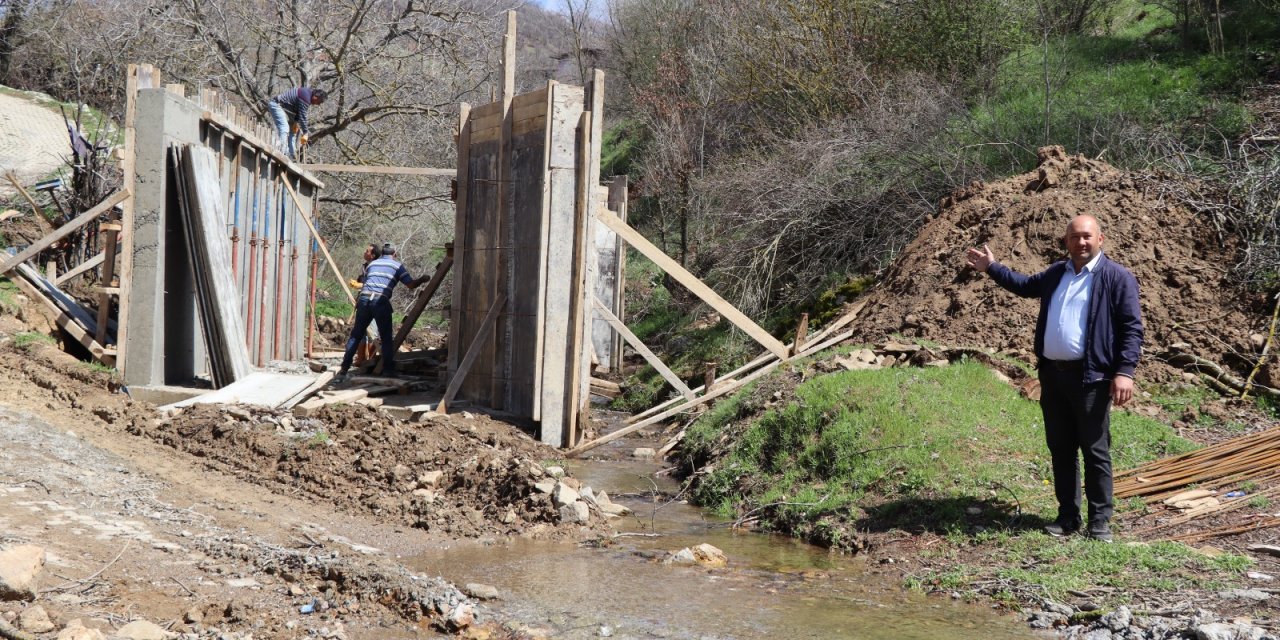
[692, 543, 727, 568]
[534, 480, 556, 494]
[184, 608, 204, 624]
[559, 501, 590, 524]
[666, 548, 697, 565]
[924, 359, 950, 367]
[561, 477, 581, 491]
[579, 486, 597, 505]
[116, 619, 174, 640]
[595, 491, 612, 505]
[225, 578, 260, 588]
[1217, 588, 1271, 602]
[599, 503, 631, 517]
[55, 620, 106, 640]
[0, 545, 46, 600]
[445, 603, 475, 630]
[418, 470, 445, 488]
[1196, 622, 1266, 640]
[501, 508, 517, 524]
[552, 483, 581, 508]
[18, 605, 55, 633]
[1042, 600, 1074, 616]
[1101, 606, 1132, 632]
[1250, 333, 1267, 350]
[1080, 630, 1114, 640]
[544, 466, 565, 478]
[463, 583, 500, 600]
[854, 349, 877, 363]
[1026, 611, 1064, 629]
[598, 625, 614, 637]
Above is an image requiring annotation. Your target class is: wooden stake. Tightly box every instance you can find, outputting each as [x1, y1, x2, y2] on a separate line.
[439, 294, 507, 415]
[0, 191, 129, 275]
[593, 297, 694, 401]
[279, 177, 356, 306]
[792, 313, 809, 356]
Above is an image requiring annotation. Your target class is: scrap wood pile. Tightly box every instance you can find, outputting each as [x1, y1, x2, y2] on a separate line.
[569, 301, 868, 456]
[1116, 425, 1280, 542]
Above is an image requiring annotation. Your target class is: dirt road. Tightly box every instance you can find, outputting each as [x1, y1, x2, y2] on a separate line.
[0, 340, 610, 639]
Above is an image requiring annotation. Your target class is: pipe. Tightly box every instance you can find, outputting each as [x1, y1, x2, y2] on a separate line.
[258, 165, 273, 367]
[307, 247, 318, 358]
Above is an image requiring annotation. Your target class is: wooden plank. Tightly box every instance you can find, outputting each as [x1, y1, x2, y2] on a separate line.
[179, 146, 255, 385]
[493, 9, 516, 411]
[163, 372, 319, 410]
[791, 313, 809, 356]
[439, 294, 506, 415]
[381, 251, 453, 369]
[511, 87, 549, 112]
[292, 386, 394, 417]
[116, 64, 150, 371]
[280, 178, 356, 306]
[532, 81, 558, 422]
[54, 250, 106, 285]
[594, 207, 788, 359]
[592, 297, 694, 400]
[9, 270, 109, 360]
[568, 328, 854, 456]
[627, 299, 867, 424]
[201, 110, 325, 189]
[300, 164, 455, 177]
[280, 370, 336, 410]
[0, 191, 129, 275]
[94, 225, 120, 346]
[608, 175, 628, 370]
[447, 104, 472, 378]
[5, 172, 56, 235]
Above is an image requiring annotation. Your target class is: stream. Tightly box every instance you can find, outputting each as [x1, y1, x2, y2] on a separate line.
[411, 459, 1039, 640]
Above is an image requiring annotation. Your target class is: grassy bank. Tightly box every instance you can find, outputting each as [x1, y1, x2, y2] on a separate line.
[674, 358, 1249, 601]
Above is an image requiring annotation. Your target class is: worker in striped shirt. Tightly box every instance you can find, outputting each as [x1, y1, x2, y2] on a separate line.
[336, 244, 428, 380]
[266, 87, 327, 159]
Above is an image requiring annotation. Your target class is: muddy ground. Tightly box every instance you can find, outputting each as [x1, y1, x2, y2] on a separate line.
[0, 312, 615, 639]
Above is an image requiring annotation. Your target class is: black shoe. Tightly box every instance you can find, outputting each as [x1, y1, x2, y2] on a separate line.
[1087, 521, 1113, 543]
[1044, 520, 1080, 537]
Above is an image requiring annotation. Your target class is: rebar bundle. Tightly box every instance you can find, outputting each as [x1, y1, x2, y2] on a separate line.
[1115, 425, 1280, 502]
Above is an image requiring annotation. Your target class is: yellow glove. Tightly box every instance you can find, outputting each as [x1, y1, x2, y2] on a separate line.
[300, 133, 309, 146]
[348, 279, 361, 289]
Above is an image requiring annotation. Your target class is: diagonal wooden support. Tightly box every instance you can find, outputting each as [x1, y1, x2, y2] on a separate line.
[0, 191, 129, 275]
[593, 207, 788, 359]
[592, 296, 694, 401]
[392, 249, 453, 351]
[567, 328, 854, 457]
[5, 171, 57, 236]
[438, 294, 507, 415]
[280, 177, 356, 306]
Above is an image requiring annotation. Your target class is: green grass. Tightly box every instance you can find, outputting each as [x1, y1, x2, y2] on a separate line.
[682, 361, 1195, 548]
[911, 533, 1249, 605]
[79, 361, 116, 375]
[959, 1, 1276, 174]
[0, 278, 20, 315]
[13, 332, 55, 350]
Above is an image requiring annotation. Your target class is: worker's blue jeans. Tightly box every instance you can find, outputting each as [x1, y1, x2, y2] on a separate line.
[266, 100, 296, 158]
[340, 296, 395, 374]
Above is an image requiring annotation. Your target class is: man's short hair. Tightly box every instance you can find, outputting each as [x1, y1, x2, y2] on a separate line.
[381, 243, 396, 256]
[312, 88, 328, 102]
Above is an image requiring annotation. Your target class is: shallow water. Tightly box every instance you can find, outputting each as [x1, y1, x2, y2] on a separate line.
[411, 460, 1037, 639]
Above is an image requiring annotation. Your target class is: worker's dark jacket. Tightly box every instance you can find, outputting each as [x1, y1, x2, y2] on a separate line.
[270, 87, 316, 133]
[987, 254, 1143, 384]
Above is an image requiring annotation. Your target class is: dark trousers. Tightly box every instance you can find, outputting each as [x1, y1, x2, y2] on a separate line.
[340, 297, 395, 374]
[1039, 363, 1114, 526]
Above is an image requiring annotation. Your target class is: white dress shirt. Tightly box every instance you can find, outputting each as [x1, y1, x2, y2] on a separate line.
[1043, 252, 1102, 361]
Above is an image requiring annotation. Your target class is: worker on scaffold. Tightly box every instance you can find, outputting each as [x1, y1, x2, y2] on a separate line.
[265, 86, 326, 159]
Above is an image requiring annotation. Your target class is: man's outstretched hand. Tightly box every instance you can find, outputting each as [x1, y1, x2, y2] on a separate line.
[965, 244, 995, 273]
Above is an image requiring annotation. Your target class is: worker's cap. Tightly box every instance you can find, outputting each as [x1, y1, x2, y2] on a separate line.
[381, 243, 396, 256]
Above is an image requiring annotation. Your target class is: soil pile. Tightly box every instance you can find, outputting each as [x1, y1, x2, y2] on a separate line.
[850, 146, 1276, 387]
[133, 403, 603, 539]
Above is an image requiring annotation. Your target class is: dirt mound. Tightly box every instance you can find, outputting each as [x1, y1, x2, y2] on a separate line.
[851, 145, 1276, 388]
[131, 403, 602, 539]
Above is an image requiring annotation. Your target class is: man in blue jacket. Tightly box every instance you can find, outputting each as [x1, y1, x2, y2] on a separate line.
[336, 244, 428, 380]
[966, 215, 1144, 542]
